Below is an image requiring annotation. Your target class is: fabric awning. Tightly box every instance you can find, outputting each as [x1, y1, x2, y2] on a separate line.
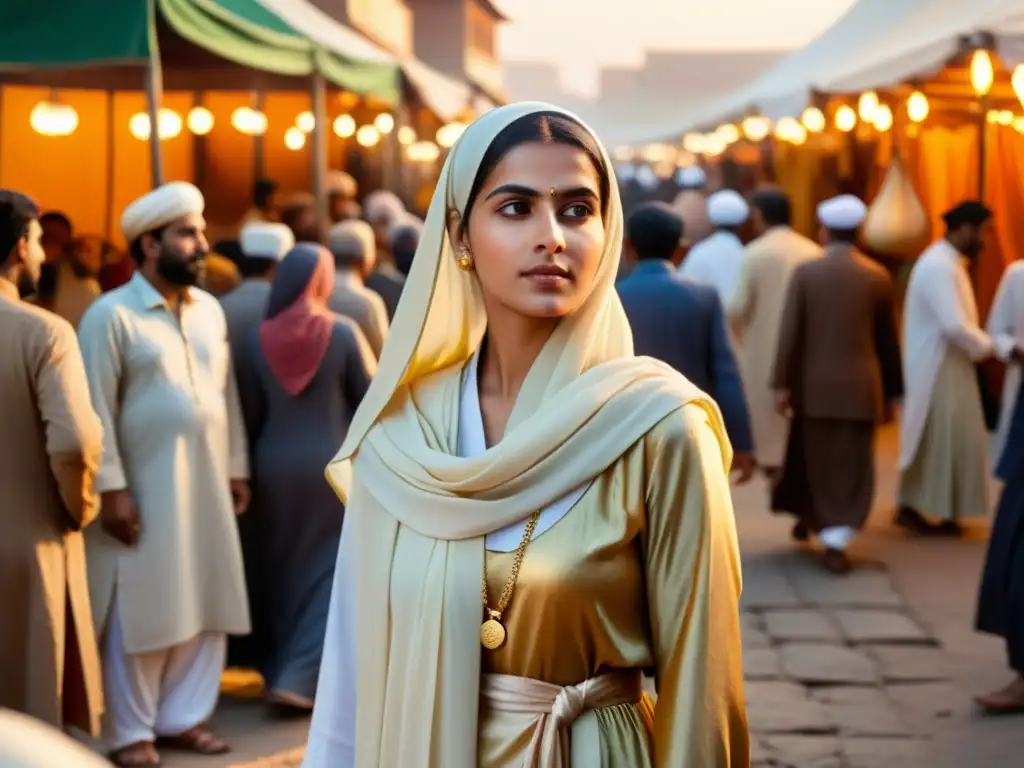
[256, 0, 472, 122]
[0, 0, 400, 103]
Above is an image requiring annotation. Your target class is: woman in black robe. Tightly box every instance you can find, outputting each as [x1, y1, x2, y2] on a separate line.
[975, 377, 1024, 712]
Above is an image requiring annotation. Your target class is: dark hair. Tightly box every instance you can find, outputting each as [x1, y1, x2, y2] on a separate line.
[750, 187, 791, 227]
[0, 191, 39, 263]
[827, 227, 859, 244]
[391, 224, 421, 276]
[626, 202, 684, 261]
[254, 178, 278, 208]
[40, 210, 73, 234]
[460, 112, 610, 232]
[128, 226, 166, 266]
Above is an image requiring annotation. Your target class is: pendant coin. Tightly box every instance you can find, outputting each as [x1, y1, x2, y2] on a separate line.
[480, 618, 506, 650]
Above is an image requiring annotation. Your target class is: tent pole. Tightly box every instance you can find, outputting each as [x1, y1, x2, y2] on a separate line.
[145, 56, 165, 188]
[311, 71, 328, 228]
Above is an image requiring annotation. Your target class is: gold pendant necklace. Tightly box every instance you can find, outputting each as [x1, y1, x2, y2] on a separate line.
[480, 511, 540, 650]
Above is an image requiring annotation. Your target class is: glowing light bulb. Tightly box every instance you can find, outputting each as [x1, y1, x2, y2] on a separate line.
[436, 122, 467, 148]
[356, 124, 380, 148]
[406, 141, 440, 163]
[397, 126, 417, 145]
[231, 107, 267, 136]
[741, 115, 771, 142]
[834, 105, 857, 132]
[716, 123, 740, 144]
[187, 107, 214, 135]
[858, 91, 879, 122]
[801, 107, 826, 133]
[284, 126, 306, 150]
[374, 113, 395, 134]
[971, 49, 995, 96]
[332, 114, 356, 138]
[296, 111, 316, 133]
[29, 101, 79, 137]
[906, 91, 929, 123]
[872, 104, 894, 132]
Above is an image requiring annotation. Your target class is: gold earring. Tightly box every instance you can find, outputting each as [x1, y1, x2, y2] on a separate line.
[456, 248, 475, 272]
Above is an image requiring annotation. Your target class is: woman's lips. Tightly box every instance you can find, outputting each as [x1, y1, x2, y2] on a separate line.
[522, 264, 572, 282]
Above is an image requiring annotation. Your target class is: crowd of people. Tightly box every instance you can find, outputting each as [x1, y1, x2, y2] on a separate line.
[2, 99, 1024, 768]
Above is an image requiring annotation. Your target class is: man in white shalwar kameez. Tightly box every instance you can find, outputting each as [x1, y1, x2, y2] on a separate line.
[897, 201, 1008, 536]
[730, 187, 823, 478]
[679, 189, 748, 307]
[986, 260, 1024, 468]
[78, 182, 251, 767]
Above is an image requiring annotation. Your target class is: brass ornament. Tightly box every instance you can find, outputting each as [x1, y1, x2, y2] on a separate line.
[456, 249, 475, 272]
[480, 614, 506, 650]
[480, 511, 540, 650]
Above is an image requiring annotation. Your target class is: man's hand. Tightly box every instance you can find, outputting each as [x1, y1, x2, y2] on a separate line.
[732, 451, 756, 485]
[100, 490, 140, 547]
[230, 479, 251, 515]
[774, 390, 793, 417]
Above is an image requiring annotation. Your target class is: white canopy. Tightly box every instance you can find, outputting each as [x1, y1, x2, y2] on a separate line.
[824, 0, 1024, 94]
[258, 0, 471, 122]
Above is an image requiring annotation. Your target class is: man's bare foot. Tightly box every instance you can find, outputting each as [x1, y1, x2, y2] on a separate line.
[155, 726, 230, 754]
[109, 741, 160, 767]
[975, 676, 1024, 713]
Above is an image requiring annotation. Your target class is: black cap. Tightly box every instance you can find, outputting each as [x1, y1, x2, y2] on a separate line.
[942, 200, 992, 229]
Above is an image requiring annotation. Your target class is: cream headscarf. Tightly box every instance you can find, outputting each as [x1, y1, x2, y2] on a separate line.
[324, 102, 731, 766]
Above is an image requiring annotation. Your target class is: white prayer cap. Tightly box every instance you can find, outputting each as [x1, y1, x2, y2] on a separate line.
[328, 219, 376, 268]
[325, 169, 357, 197]
[363, 190, 405, 227]
[817, 194, 867, 230]
[121, 181, 204, 242]
[676, 165, 707, 189]
[240, 222, 295, 261]
[707, 189, 750, 227]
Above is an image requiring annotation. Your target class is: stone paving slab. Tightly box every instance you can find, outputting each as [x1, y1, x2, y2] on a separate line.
[842, 737, 934, 767]
[763, 609, 841, 643]
[779, 643, 881, 685]
[741, 556, 803, 609]
[867, 646, 950, 683]
[786, 563, 903, 609]
[744, 647, 783, 680]
[745, 681, 837, 735]
[832, 609, 933, 645]
[886, 682, 965, 722]
[762, 735, 843, 768]
[810, 687, 917, 738]
[742, 611, 772, 649]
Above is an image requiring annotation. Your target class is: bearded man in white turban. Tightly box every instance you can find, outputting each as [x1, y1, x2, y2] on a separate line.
[77, 182, 251, 767]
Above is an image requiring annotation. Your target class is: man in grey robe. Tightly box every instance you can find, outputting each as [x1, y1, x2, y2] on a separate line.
[363, 190, 406, 319]
[327, 219, 389, 359]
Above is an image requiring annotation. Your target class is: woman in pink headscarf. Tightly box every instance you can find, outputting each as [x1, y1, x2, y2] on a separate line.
[234, 244, 375, 715]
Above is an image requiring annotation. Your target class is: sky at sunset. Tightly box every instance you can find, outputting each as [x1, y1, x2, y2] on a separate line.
[497, 0, 859, 96]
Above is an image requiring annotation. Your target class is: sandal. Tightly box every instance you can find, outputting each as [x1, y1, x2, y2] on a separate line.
[108, 741, 161, 767]
[155, 726, 230, 755]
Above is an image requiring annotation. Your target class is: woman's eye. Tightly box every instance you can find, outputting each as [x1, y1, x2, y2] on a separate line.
[562, 203, 593, 219]
[498, 200, 530, 217]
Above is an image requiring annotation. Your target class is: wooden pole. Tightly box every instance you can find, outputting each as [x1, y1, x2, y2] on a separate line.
[105, 91, 116, 240]
[253, 91, 266, 181]
[311, 71, 328, 227]
[144, 56, 164, 188]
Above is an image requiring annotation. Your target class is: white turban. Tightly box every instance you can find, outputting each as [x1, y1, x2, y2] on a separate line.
[328, 219, 377, 270]
[240, 222, 295, 261]
[121, 181, 204, 243]
[707, 189, 749, 227]
[363, 190, 406, 228]
[676, 165, 707, 189]
[817, 194, 867, 229]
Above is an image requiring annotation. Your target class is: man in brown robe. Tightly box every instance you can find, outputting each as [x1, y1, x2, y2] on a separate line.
[0, 190, 105, 734]
[772, 195, 903, 574]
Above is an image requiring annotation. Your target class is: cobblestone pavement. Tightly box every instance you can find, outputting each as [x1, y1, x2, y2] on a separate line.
[157, 427, 1018, 768]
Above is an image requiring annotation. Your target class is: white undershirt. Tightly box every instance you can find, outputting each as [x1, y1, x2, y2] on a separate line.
[460, 348, 591, 552]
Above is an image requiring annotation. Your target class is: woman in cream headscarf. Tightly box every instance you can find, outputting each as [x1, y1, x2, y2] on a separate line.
[304, 103, 748, 767]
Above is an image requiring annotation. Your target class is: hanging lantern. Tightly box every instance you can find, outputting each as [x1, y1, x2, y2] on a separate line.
[436, 122, 467, 148]
[971, 49, 995, 96]
[407, 141, 440, 163]
[741, 115, 771, 142]
[397, 126, 417, 145]
[333, 114, 356, 138]
[356, 124, 380, 148]
[1013, 64, 1024, 109]
[129, 109, 182, 141]
[872, 104, 894, 132]
[858, 91, 879, 122]
[715, 123, 740, 144]
[296, 111, 316, 133]
[801, 107, 826, 133]
[29, 100, 79, 137]
[231, 107, 267, 136]
[374, 113, 395, 135]
[834, 105, 857, 133]
[187, 107, 214, 135]
[682, 133, 706, 153]
[284, 127, 306, 150]
[906, 91, 929, 123]
[774, 117, 805, 143]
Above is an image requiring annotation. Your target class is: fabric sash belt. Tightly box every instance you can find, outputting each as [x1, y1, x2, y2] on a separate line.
[480, 670, 643, 767]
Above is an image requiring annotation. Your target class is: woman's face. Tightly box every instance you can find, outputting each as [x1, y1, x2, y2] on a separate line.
[459, 141, 605, 319]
